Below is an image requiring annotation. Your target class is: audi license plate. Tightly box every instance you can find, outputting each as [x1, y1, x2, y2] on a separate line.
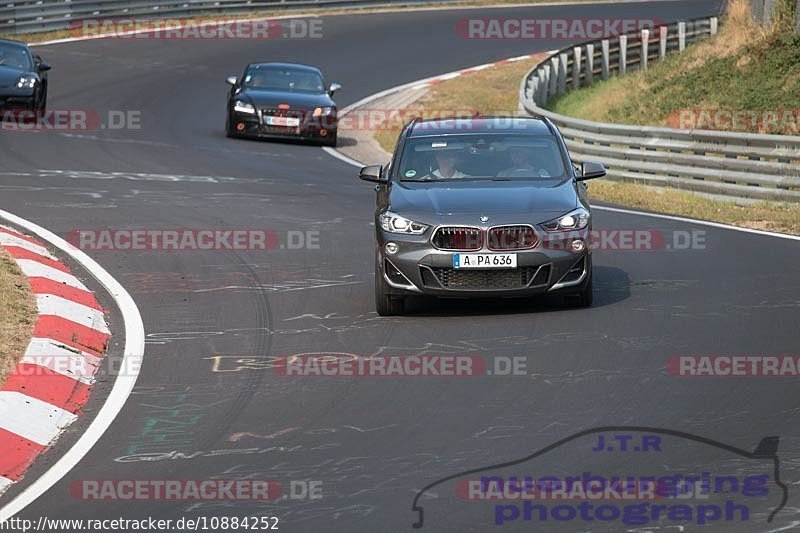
[453, 253, 517, 269]
[265, 116, 300, 127]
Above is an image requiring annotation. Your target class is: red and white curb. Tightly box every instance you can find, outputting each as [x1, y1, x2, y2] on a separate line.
[0, 225, 110, 495]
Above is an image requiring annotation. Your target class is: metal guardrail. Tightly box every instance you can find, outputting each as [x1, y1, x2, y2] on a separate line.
[519, 16, 800, 202]
[0, 0, 456, 35]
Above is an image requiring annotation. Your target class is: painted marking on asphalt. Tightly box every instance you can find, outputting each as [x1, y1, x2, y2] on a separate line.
[593, 206, 800, 242]
[36, 294, 110, 334]
[0, 392, 78, 446]
[15, 259, 89, 291]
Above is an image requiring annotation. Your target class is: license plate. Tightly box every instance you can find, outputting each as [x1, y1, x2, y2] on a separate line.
[453, 253, 517, 269]
[265, 116, 300, 127]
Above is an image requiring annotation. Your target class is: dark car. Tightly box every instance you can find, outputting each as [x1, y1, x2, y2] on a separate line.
[0, 39, 50, 113]
[359, 116, 607, 316]
[225, 62, 341, 146]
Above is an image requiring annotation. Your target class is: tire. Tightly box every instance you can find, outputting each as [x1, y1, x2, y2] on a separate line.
[225, 113, 234, 138]
[375, 261, 404, 316]
[322, 132, 337, 147]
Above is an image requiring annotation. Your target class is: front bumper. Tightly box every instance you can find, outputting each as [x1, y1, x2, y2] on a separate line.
[0, 88, 36, 110]
[376, 227, 590, 298]
[230, 110, 337, 141]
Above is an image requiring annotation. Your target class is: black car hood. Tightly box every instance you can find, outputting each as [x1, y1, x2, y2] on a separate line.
[0, 66, 25, 89]
[236, 88, 333, 109]
[388, 180, 580, 224]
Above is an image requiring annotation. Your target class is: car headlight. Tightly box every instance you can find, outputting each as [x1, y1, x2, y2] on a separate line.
[312, 106, 334, 117]
[233, 101, 256, 114]
[542, 208, 590, 232]
[379, 211, 429, 235]
[16, 76, 36, 89]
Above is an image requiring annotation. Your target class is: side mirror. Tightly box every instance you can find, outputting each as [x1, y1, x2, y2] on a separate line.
[328, 82, 342, 95]
[38, 61, 51, 72]
[226, 76, 238, 86]
[577, 161, 606, 181]
[359, 164, 385, 183]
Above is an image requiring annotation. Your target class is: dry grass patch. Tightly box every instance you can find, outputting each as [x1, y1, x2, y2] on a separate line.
[590, 180, 800, 235]
[374, 54, 546, 152]
[0, 246, 37, 387]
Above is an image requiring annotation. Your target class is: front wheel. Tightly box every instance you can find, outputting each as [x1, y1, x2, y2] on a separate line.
[321, 132, 337, 147]
[375, 261, 404, 316]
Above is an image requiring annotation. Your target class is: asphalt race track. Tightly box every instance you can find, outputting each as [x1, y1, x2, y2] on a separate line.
[5, 0, 800, 531]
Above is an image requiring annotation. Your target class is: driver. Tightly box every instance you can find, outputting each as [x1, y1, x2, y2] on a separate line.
[430, 151, 470, 179]
[497, 147, 546, 178]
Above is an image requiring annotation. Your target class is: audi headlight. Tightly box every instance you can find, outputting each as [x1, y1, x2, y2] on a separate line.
[379, 211, 428, 235]
[233, 100, 256, 114]
[312, 106, 334, 117]
[16, 76, 36, 89]
[542, 208, 590, 232]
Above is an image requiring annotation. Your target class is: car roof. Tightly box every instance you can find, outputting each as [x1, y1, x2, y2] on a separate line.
[408, 116, 553, 137]
[247, 62, 322, 74]
[0, 38, 29, 50]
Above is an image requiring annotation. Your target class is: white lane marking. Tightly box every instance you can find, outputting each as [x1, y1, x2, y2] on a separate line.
[593, 206, 800, 241]
[15, 259, 88, 290]
[0, 477, 13, 495]
[0, 232, 56, 259]
[35, 294, 110, 334]
[0, 209, 145, 522]
[0, 392, 78, 446]
[322, 146, 367, 167]
[22, 338, 102, 384]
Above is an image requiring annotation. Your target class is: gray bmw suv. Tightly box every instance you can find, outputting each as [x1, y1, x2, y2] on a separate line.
[359, 116, 607, 316]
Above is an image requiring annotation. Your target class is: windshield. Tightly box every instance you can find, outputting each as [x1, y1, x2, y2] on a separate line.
[243, 66, 325, 93]
[0, 43, 32, 70]
[397, 134, 568, 184]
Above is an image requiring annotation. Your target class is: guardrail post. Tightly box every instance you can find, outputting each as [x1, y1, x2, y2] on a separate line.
[796, 0, 800, 35]
[710, 16, 718, 35]
[641, 29, 649, 71]
[540, 65, 550, 105]
[659, 26, 668, 58]
[585, 43, 594, 84]
[764, 0, 780, 25]
[601, 39, 610, 80]
[678, 22, 686, 51]
[557, 52, 568, 96]
[572, 47, 582, 89]
[619, 35, 628, 76]
[548, 56, 559, 99]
